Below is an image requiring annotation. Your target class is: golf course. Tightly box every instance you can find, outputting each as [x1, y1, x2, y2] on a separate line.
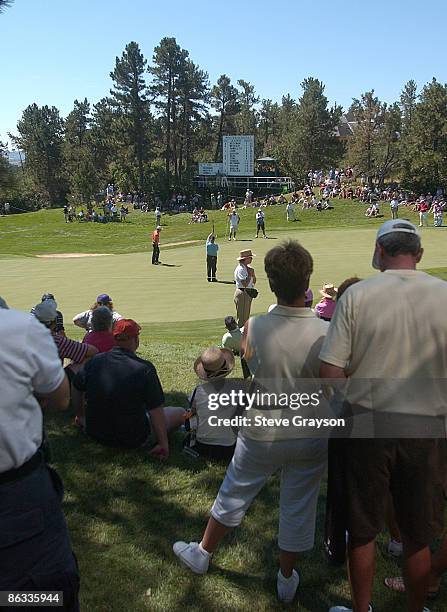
[1, 201, 446, 612]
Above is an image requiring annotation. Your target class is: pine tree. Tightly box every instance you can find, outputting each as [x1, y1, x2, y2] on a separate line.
[110, 41, 151, 193]
[236, 79, 259, 134]
[64, 99, 100, 203]
[258, 99, 279, 153]
[149, 37, 187, 188]
[13, 104, 65, 206]
[401, 78, 447, 192]
[176, 59, 209, 181]
[347, 90, 387, 187]
[90, 97, 117, 186]
[294, 78, 342, 172]
[375, 103, 402, 188]
[210, 75, 240, 161]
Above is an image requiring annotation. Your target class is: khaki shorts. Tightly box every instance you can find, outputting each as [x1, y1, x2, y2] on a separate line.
[344, 438, 447, 545]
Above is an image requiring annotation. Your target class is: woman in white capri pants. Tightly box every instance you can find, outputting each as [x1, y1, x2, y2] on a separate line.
[174, 240, 329, 604]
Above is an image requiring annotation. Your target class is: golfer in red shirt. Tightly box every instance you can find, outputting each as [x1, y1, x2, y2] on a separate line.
[152, 226, 162, 265]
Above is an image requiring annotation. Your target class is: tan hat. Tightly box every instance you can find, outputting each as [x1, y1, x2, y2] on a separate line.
[320, 283, 338, 300]
[194, 346, 235, 380]
[237, 249, 256, 261]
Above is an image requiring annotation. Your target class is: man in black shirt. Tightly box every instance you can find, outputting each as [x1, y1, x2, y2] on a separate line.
[73, 319, 185, 459]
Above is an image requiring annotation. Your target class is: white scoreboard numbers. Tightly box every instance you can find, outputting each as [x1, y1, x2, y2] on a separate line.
[222, 135, 254, 176]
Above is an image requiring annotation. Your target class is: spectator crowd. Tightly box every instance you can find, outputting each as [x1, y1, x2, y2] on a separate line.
[2, 190, 447, 611]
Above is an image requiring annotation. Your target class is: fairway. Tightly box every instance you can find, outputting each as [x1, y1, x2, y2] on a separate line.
[2, 224, 447, 323]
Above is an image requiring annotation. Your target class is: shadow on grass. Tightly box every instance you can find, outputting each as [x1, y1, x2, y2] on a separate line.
[44, 411, 416, 611]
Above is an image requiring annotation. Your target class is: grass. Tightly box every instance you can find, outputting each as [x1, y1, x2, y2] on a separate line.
[0, 199, 429, 257]
[2, 204, 447, 324]
[3, 205, 447, 611]
[47, 323, 447, 612]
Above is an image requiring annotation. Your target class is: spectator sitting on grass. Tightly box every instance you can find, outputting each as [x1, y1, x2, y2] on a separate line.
[184, 347, 240, 462]
[31, 293, 65, 334]
[221, 316, 243, 355]
[33, 299, 98, 370]
[82, 306, 116, 353]
[73, 294, 122, 332]
[72, 319, 185, 456]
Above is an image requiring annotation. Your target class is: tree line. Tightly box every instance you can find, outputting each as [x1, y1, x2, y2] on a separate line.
[1, 37, 446, 208]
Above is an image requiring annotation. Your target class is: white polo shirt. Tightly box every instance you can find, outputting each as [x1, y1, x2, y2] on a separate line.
[234, 264, 254, 289]
[73, 309, 122, 331]
[229, 213, 239, 228]
[0, 310, 65, 472]
[319, 270, 447, 415]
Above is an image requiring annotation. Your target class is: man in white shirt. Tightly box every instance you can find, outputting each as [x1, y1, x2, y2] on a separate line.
[286, 201, 295, 221]
[228, 211, 240, 241]
[255, 209, 266, 238]
[0, 308, 79, 607]
[234, 249, 256, 327]
[390, 197, 399, 219]
[320, 219, 447, 612]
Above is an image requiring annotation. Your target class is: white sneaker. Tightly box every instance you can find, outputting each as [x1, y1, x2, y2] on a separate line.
[387, 539, 403, 557]
[173, 541, 210, 574]
[277, 569, 299, 603]
[329, 606, 373, 612]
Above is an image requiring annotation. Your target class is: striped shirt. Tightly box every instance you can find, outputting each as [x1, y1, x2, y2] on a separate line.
[52, 332, 88, 364]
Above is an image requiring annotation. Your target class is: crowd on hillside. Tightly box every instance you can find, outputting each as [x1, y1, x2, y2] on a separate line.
[2, 214, 447, 611]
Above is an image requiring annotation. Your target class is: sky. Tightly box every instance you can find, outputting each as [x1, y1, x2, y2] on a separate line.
[1, 0, 446, 146]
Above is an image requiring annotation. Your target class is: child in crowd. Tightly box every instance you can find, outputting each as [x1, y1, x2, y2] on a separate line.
[183, 347, 243, 462]
[315, 283, 337, 321]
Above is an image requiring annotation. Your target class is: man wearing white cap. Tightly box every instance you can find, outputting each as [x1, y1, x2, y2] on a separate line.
[320, 219, 447, 612]
[233, 249, 257, 327]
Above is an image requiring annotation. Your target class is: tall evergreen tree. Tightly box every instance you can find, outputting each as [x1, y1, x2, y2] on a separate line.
[400, 79, 418, 135]
[401, 78, 447, 192]
[90, 97, 117, 186]
[347, 90, 387, 186]
[375, 103, 402, 188]
[236, 79, 259, 134]
[271, 95, 299, 178]
[210, 74, 240, 161]
[149, 37, 187, 188]
[13, 104, 65, 206]
[110, 41, 151, 193]
[0, 140, 14, 195]
[294, 78, 342, 172]
[258, 99, 279, 152]
[64, 99, 100, 203]
[176, 59, 209, 181]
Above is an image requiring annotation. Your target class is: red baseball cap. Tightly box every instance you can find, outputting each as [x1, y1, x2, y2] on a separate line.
[113, 319, 141, 339]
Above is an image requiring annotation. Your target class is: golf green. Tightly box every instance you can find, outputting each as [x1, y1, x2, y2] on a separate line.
[2, 225, 446, 323]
